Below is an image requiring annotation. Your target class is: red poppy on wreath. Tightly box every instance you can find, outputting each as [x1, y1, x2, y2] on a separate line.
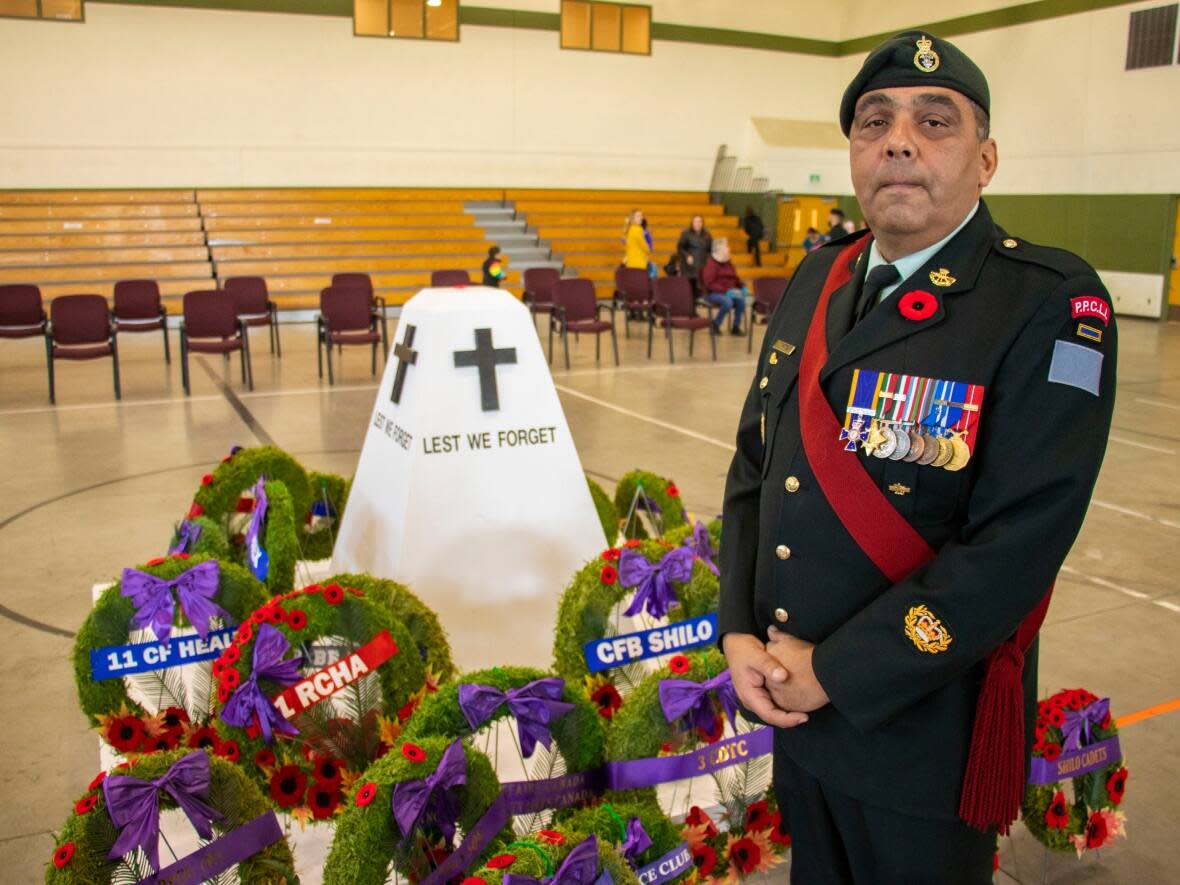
[685, 806, 718, 839]
[727, 836, 762, 874]
[355, 782, 378, 807]
[255, 749, 277, 768]
[106, 715, 146, 753]
[161, 707, 190, 730]
[309, 783, 342, 820]
[201, 473, 214, 486]
[74, 795, 99, 815]
[589, 682, 622, 719]
[217, 740, 241, 762]
[269, 764, 308, 809]
[1049, 693, 1070, 708]
[1045, 791, 1070, 830]
[323, 584, 346, 605]
[1100, 711, 1112, 730]
[623, 539, 643, 549]
[216, 681, 232, 704]
[220, 668, 241, 691]
[462, 879, 488, 885]
[313, 756, 344, 787]
[236, 623, 254, 644]
[744, 800, 772, 832]
[769, 815, 792, 847]
[1046, 707, 1066, 728]
[666, 483, 680, 498]
[88, 771, 107, 792]
[538, 830, 566, 846]
[897, 290, 938, 321]
[668, 654, 691, 675]
[487, 855, 517, 870]
[187, 726, 220, 752]
[1106, 767, 1129, 805]
[600, 565, 618, 586]
[691, 843, 717, 877]
[402, 742, 428, 764]
[244, 718, 261, 740]
[1042, 742, 1062, 762]
[221, 644, 241, 666]
[187, 502, 204, 519]
[52, 843, 75, 869]
[145, 556, 167, 567]
[287, 609, 308, 631]
[602, 548, 621, 562]
[262, 606, 286, 626]
[145, 735, 176, 753]
[1083, 811, 1110, 850]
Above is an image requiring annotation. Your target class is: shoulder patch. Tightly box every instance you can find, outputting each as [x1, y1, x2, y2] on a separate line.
[1070, 296, 1111, 327]
[1048, 340, 1103, 396]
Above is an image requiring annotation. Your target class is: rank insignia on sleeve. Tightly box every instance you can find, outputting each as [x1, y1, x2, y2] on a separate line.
[1070, 296, 1111, 326]
[1076, 323, 1103, 344]
[905, 605, 952, 654]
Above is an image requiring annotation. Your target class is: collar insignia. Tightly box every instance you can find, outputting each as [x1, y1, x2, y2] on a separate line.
[929, 267, 956, 287]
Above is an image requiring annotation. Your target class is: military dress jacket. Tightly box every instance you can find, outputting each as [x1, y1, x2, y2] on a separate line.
[718, 201, 1117, 820]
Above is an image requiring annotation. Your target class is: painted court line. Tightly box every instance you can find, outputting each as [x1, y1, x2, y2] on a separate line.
[1059, 565, 1151, 601]
[1107, 433, 1176, 455]
[1154, 599, 1180, 614]
[1135, 396, 1180, 412]
[0, 383, 380, 416]
[1089, 498, 1180, 531]
[553, 385, 735, 451]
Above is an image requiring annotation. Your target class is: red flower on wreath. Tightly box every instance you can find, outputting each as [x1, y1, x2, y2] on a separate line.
[666, 483, 680, 498]
[217, 682, 232, 704]
[697, 713, 725, 745]
[269, 765, 308, 809]
[462, 879, 488, 885]
[691, 843, 717, 878]
[744, 800, 772, 832]
[187, 726, 220, 752]
[201, 473, 214, 486]
[187, 502, 204, 519]
[1046, 707, 1066, 728]
[244, 719, 261, 740]
[897, 290, 938, 321]
[1045, 791, 1070, 830]
[221, 645, 241, 666]
[255, 749, 277, 768]
[1100, 712, 1112, 730]
[145, 557, 167, 567]
[218, 740, 241, 762]
[1042, 742, 1062, 762]
[602, 548, 621, 562]
[623, 539, 643, 549]
[769, 815, 792, 847]
[589, 682, 622, 719]
[323, 584, 345, 605]
[309, 783, 341, 820]
[1083, 811, 1111, 851]
[287, 609, 308, 631]
[74, 795, 99, 815]
[487, 855, 517, 869]
[600, 565, 618, 586]
[52, 843, 75, 869]
[668, 655, 691, 675]
[538, 830, 565, 846]
[727, 836, 762, 874]
[263, 606, 286, 626]
[355, 782, 378, 807]
[685, 806, 718, 839]
[313, 757, 344, 787]
[236, 623, 254, 644]
[1049, 692, 1070, 708]
[402, 743, 428, 764]
[1106, 767, 1128, 805]
[146, 734, 178, 753]
[88, 771, 107, 792]
[106, 715, 146, 753]
[220, 668, 241, 691]
[161, 707, 190, 730]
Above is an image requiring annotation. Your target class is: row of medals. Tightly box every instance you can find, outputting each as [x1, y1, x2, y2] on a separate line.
[859, 417, 971, 471]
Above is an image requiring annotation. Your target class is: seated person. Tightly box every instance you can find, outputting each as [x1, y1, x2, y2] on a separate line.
[482, 246, 507, 287]
[700, 238, 747, 336]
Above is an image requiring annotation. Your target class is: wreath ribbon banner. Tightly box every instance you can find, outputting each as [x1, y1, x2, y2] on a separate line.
[270, 628, 398, 719]
[635, 842, 693, 885]
[606, 728, 773, 791]
[90, 627, 237, 681]
[583, 614, 718, 674]
[1029, 736, 1122, 786]
[139, 811, 284, 885]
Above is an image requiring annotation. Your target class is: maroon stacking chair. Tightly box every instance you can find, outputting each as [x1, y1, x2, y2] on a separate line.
[748, 275, 789, 353]
[179, 290, 252, 396]
[0, 283, 47, 340]
[650, 277, 715, 363]
[112, 279, 170, 364]
[317, 286, 386, 385]
[522, 267, 560, 328]
[612, 267, 654, 339]
[551, 278, 617, 370]
[224, 276, 281, 357]
[331, 272, 387, 359]
[431, 269, 472, 287]
[45, 294, 120, 404]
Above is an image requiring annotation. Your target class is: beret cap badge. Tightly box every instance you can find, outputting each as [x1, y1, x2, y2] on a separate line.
[913, 35, 940, 72]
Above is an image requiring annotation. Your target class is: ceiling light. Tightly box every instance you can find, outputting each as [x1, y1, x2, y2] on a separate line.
[426, 0, 442, 6]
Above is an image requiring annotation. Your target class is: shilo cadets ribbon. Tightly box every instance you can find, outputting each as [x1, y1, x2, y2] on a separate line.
[840, 369, 985, 472]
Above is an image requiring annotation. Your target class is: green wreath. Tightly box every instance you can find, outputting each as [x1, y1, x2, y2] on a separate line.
[167, 515, 231, 560]
[681, 792, 791, 883]
[587, 475, 618, 545]
[552, 539, 720, 709]
[1021, 688, 1128, 856]
[554, 797, 687, 879]
[402, 665, 606, 775]
[304, 470, 351, 561]
[46, 748, 296, 885]
[323, 735, 505, 885]
[613, 470, 688, 540]
[465, 827, 640, 885]
[73, 554, 270, 753]
[327, 572, 457, 687]
[210, 582, 428, 822]
[192, 447, 312, 525]
[255, 478, 298, 594]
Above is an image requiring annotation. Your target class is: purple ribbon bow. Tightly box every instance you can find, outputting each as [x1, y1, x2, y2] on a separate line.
[102, 751, 224, 873]
[168, 520, 202, 556]
[457, 678, 574, 759]
[659, 670, 739, 733]
[620, 816, 652, 862]
[619, 547, 694, 620]
[504, 836, 611, 885]
[121, 560, 227, 643]
[219, 623, 303, 744]
[683, 521, 719, 576]
[392, 738, 467, 846]
[1063, 697, 1110, 751]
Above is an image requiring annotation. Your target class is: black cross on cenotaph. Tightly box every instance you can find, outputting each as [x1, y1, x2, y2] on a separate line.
[390, 324, 418, 405]
[453, 328, 517, 412]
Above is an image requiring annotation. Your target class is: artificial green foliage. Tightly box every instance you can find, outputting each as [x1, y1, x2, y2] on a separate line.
[586, 475, 618, 545]
[552, 541, 721, 684]
[303, 470, 350, 561]
[73, 555, 270, 727]
[167, 515, 231, 560]
[555, 797, 684, 873]
[327, 572, 456, 685]
[194, 447, 312, 526]
[469, 828, 640, 885]
[45, 748, 296, 885]
[258, 479, 297, 594]
[613, 471, 688, 540]
[402, 665, 605, 774]
[322, 736, 505, 885]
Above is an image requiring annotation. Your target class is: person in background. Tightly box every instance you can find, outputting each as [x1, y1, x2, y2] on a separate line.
[623, 209, 651, 273]
[677, 214, 714, 293]
[641, 218, 658, 278]
[842, 218, 857, 235]
[701, 237, 747, 336]
[482, 245, 507, 287]
[823, 207, 846, 242]
[801, 226, 821, 253]
[742, 206, 766, 266]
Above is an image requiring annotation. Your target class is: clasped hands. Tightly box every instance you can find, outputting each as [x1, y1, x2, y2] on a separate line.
[722, 627, 830, 729]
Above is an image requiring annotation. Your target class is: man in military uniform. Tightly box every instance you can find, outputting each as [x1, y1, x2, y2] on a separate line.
[719, 32, 1116, 884]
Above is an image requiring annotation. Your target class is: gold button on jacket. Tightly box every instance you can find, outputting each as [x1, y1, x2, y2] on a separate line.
[775, 544, 791, 560]
[785, 476, 800, 493]
[774, 607, 789, 623]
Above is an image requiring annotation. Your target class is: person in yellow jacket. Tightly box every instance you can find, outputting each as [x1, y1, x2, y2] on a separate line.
[623, 209, 651, 270]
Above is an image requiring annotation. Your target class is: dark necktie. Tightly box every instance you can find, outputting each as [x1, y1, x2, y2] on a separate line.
[854, 263, 901, 324]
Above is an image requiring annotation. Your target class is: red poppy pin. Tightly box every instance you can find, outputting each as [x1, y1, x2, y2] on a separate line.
[898, 290, 938, 321]
[355, 782, 378, 807]
[401, 742, 427, 763]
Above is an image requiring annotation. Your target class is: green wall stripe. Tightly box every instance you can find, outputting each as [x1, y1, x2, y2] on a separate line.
[95, 0, 350, 16]
[459, 7, 557, 30]
[649, 22, 837, 57]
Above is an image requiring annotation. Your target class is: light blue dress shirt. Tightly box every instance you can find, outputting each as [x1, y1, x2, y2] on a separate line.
[864, 202, 980, 303]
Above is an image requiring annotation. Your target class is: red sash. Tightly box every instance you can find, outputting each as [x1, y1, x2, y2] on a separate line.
[799, 240, 1052, 833]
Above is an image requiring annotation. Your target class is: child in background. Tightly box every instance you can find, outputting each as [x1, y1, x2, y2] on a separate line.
[482, 246, 507, 287]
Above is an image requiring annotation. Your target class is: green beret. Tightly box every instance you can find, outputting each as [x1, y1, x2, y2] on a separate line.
[839, 31, 989, 136]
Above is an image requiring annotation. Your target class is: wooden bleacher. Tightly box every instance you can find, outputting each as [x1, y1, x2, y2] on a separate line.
[0, 190, 213, 308]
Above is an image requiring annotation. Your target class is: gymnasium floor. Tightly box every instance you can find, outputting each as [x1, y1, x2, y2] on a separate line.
[1, 310, 1177, 884]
